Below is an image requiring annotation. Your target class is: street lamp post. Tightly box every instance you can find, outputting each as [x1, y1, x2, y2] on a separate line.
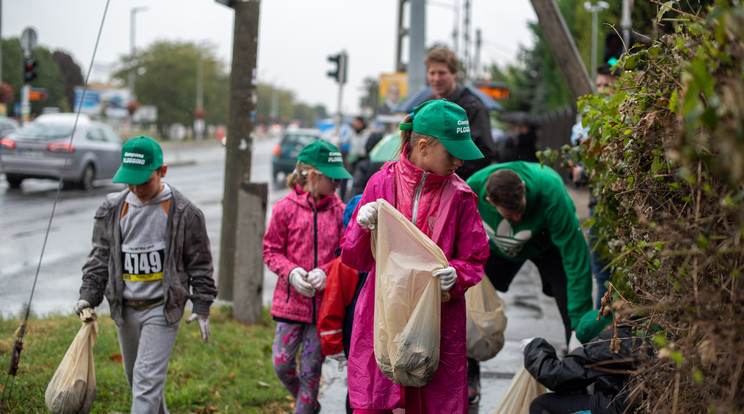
[584, 1, 609, 89]
[129, 7, 148, 104]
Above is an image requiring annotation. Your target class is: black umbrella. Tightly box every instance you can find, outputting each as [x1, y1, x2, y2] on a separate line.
[394, 85, 504, 113]
[500, 111, 540, 128]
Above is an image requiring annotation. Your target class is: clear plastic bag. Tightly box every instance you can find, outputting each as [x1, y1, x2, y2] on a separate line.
[466, 276, 507, 361]
[45, 308, 98, 414]
[371, 199, 448, 387]
[493, 365, 546, 414]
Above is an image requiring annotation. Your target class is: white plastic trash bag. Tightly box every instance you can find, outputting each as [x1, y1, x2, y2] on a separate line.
[371, 199, 448, 387]
[493, 365, 546, 414]
[466, 276, 507, 361]
[45, 308, 98, 414]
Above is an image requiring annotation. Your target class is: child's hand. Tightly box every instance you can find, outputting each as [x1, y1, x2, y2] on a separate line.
[433, 266, 457, 291]
[307, 268, 327, 291]
[356, 201, 379, 230]
[289, 267, 315, 297]
[185, 313, 211, 343]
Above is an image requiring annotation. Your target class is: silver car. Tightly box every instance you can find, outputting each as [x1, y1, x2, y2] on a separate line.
[0, 116, 19, 138]
[0, 113, 122, 190]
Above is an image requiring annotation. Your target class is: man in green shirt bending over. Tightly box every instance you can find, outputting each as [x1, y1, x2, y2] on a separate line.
[465, 161, 593, 404]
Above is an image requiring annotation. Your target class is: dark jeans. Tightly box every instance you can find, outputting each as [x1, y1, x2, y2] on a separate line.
[589, 206, 612, 308]
[484, 245, 573, 345]
[529, 393, 593, 414]
[468, 246, 574, 396]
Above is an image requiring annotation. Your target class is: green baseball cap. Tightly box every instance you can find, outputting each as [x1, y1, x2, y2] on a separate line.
[297, 140, 352, 180]
[400, 99, 484, 161]
[113, 136, 164, 185]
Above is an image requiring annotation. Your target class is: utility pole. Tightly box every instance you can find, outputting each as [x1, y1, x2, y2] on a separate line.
[334, 52, 345, 136]
[327, 52, 347, 136]
[474, 28, 481, 81]
[129, 7, 147, 102]
[0, 0, 3, 87]
[194, 53, 204, 141]
[216, 0, 266, 324]
[452, 0, 460, 56]
[20, 27, 37, 124]
[585, 1, 609, 86]
[462, 0, 471, 81]
[529, 0, 593, 99]
[408, 0, 426, 93]
[620, 0, 632, 50]
[395, 0, 408, 73]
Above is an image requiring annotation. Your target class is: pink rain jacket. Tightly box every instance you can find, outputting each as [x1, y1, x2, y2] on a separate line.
[264, 187, 346, 323]
[341, 154, 490, 412]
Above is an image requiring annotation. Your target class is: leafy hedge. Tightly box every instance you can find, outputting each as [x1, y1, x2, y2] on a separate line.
[566, 1, 744, 412]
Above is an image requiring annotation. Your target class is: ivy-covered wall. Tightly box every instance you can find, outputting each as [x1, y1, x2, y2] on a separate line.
[558, 1, 744, 411]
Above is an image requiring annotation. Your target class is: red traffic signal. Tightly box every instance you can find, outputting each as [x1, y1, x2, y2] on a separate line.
[24, 59, 37, 83]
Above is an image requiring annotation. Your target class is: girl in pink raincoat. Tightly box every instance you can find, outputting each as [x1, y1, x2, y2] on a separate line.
[341, 99, 490, 413]
[263, 140, 352, 413]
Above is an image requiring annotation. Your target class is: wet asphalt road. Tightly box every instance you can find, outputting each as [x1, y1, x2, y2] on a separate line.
[0, 136, 287, 319]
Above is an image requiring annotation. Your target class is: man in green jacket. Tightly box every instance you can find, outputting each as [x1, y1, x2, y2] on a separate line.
[465, 161, 593, 404]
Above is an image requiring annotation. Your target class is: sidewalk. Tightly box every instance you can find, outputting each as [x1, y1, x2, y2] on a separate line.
[316, 185, 593, 413]
[316, 261, 568, 413]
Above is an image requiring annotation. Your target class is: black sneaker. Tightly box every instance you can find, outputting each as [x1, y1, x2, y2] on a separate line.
[467, 359, 481, 405]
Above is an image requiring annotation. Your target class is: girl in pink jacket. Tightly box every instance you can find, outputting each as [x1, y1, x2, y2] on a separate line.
[263, 140, 351, 413]
[341, 99, 490, 413]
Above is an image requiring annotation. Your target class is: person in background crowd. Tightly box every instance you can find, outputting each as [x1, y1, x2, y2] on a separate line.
[349, 131, 385, 198]
[425, 47, 495, 180]
[500, 115, 540, 163]
[341, 116, 372, 201]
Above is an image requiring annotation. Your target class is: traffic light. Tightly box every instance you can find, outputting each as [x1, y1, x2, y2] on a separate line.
[327, 52, 347, 84]
[23, 58, 37, 83]
[603, 32, 624, 66]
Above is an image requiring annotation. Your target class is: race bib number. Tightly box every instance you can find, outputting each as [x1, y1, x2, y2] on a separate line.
[122, 242, 165, 282]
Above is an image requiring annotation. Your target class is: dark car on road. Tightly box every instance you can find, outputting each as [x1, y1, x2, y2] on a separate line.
[0, 113, 122, 190]
[271, 128, 321, 183]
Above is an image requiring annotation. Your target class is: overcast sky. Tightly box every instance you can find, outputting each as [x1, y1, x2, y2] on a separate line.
[4, 0, 536, 115]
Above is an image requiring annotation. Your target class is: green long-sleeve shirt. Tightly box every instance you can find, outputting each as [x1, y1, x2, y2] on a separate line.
[467, 162, 592, 328]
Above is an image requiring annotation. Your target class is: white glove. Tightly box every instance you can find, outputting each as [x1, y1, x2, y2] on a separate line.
[433, 266, 457, 291]
[327, 352, 347, 371]
[520, 337, 536, 354]
[568, 331, 582, 352]
[356, 201, 379, 230]
[73, 299, 91, 316]
[289, 267, 316, 297]
[307, 268, 327, 291]
[185, 313, 211, 343]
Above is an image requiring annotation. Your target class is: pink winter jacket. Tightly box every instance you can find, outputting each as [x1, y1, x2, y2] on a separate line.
[341, 154, 490, 413]
[264, 187, 346, 324]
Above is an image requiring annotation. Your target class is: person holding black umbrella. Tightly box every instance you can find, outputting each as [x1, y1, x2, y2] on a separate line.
[425, 47, 495, 180]
[500, 111, 540, 163]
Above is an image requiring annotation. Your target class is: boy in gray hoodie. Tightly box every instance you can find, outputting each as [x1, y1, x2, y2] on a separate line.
[75, 136, 217, 413]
